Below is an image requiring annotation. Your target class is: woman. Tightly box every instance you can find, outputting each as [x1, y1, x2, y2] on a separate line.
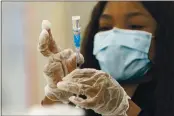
[38, 1, 174, 116]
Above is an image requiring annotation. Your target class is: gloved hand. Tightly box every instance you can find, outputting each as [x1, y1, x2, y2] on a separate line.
[57, 69, 130, 116]
[38, 20, 84, 104]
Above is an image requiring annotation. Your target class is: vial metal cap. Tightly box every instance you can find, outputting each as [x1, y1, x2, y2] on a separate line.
[72, 16, 80, 30]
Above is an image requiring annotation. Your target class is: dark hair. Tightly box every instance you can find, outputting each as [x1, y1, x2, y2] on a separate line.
[81, 1, 174, 116]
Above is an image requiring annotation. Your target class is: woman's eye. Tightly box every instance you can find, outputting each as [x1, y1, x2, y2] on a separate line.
[98, 27, 112, 32]
[129, 25, 144, 30]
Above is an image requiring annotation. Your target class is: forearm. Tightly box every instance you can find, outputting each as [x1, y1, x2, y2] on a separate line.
[127, 99, 141, 116]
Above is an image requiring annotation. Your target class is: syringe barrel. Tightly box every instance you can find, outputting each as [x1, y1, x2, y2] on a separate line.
[73, 31, 80, 48]
[72, 16, 81, 48]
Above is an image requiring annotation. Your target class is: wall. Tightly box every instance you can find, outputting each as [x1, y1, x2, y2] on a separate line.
[2, 2, 26, 113]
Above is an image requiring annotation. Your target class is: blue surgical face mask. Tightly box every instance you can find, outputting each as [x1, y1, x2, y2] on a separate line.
[93, 27, 152, 81]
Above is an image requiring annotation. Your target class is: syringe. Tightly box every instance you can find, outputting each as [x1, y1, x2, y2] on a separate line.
[72, 16, 81, 68]
[72, 16, 81, 108]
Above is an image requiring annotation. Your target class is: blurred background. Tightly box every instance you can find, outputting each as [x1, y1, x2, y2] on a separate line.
[2, 1, 96, 114]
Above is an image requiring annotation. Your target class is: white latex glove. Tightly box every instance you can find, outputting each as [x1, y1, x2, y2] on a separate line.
[38, 20, 84, 104]
[57, 69, 130, 116]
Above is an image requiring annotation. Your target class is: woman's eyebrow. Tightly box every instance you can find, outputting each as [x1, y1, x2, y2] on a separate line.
[126, 12, 148, 18]
[100, 14, 113, 20]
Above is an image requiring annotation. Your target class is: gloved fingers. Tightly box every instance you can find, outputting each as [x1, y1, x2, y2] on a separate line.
[38, 20, 60, 57]
[78, 75, 108, 99]
[38, 29, 52, 57]
[73, 68, 98, 75]
[48, 49, 73, 63]
[62, 68, 98, 82]
[69, 81, 106, 108]
[77, 71, 108, 86]
[62, 69, 107, 87]
[44, 85, 63, 102]
[47, 49, 74, 75]
[57, 81, 92, 96]
[42, 20, 51, 31]
[42, 20, 61, 54]
[43, 62, 64, 85]
[57, 79, 100, 99]
[57, 49, 74, 60]
[45, 85, 72, 104]
[45, 49, 78, 83]
[66, 52, 84, 73]
[69, 96, 98, 109]
[38, 29, 59, 57]
[47, 49, 74, 73]
[52, 49, 84, 73]
[45, 91, 61, 102]
[69, 96, 85, 108]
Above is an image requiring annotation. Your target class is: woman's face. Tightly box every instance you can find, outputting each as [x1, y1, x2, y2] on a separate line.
[99, 1, 157, 61]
